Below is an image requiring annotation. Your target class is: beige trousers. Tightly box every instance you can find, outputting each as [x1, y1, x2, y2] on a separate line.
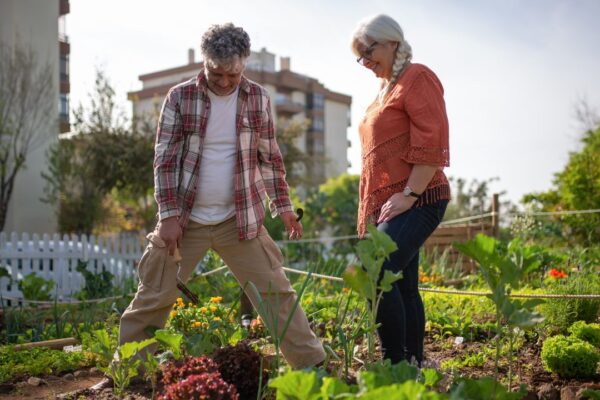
[119, 217, 325, 369]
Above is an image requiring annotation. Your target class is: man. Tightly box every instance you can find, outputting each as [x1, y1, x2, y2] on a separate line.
[93, 23, 325, 390]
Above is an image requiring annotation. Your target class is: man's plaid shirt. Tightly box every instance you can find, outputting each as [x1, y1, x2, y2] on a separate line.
[154, 70, 293, 241]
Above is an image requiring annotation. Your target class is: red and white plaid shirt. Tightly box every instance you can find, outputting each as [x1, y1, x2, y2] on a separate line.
[154, 70, 293, 241]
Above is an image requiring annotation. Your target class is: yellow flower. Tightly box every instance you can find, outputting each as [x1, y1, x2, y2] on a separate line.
[170, 311, 177, 318]
[193, 321, 202, 328]
[210, 296, 223, 303]
[342, 287, 350, 294]
[200, 307, 208, 314]
[210, 305, 218, 313]
[213, 316, 222, 322]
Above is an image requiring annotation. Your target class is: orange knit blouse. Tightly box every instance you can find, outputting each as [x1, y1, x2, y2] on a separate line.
[357, 63, 451, 237]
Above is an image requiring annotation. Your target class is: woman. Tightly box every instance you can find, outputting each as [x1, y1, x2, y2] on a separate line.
[351, 14, 450, 365]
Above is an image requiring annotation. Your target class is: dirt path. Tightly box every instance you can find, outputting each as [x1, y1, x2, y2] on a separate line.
[0, 374, 104, 400]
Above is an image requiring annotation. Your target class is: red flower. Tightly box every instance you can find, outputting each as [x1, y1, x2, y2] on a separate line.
[549, 268, 568, 279]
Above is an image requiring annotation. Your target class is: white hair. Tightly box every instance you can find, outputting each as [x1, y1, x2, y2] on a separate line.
[351, 14, 412, 101]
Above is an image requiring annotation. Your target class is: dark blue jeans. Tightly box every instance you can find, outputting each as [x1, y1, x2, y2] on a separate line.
[375, 200, 448, 364]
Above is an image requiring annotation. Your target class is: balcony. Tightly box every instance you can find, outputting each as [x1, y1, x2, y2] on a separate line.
[60, 0, 70, 16]
[275, 95, 304, 116]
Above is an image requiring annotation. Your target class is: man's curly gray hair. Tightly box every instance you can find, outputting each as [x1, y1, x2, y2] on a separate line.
[201, 23, 251, 69]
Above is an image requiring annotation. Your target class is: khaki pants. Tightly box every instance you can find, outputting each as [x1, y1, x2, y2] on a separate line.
[119, 217, 325, 369]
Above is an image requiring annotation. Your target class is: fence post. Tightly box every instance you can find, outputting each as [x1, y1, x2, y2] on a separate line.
[492, 193, 500, 237]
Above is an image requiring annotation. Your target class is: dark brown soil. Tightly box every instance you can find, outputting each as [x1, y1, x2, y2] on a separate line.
[2, 335, 599, 399]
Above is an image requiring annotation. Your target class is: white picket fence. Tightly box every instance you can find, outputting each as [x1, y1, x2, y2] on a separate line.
[0, 232, 145, 304]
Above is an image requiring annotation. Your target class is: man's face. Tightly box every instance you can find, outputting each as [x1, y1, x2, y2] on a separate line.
[205, 60, 244, 96]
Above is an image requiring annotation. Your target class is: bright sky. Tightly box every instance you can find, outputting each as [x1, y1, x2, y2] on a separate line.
[68, 0, 600, 205]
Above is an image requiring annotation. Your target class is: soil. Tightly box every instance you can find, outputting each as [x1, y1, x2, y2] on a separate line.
[1, 336, 599, 399]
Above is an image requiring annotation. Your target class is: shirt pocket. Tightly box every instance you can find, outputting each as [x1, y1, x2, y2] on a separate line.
[137, 232, 167, 292]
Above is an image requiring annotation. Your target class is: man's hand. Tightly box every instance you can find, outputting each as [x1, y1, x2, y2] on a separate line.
[377, 193, 417, 223]
[280, 211, 303, 240]
[157, 216, 182, 255]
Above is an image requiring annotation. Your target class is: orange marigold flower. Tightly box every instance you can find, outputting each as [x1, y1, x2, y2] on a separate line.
[200, 307, 208, 314]
[213, 317, 222, 322]
[170, 311, 177, 318]
[210, 296, 223, 303]
[342, 287, 350, 294]
[210, 305, 218, 313]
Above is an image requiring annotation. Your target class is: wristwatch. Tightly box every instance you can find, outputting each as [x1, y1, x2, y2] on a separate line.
[403, 185, 421, 198]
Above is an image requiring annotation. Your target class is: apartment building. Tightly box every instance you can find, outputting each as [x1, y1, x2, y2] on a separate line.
[0, 0, 70, 233]
[128, 48, 352, 183]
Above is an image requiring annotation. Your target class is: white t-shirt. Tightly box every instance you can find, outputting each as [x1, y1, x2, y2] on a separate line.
[189, 87, 239, 225]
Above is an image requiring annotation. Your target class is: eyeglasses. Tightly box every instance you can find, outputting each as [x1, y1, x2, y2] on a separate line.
[356, 42, 379, 65]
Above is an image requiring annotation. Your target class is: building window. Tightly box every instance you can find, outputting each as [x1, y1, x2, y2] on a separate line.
[60, 54, 69, 82]
[312, 117, 324, 132]
[306, 93, 325, 110]
[60, 94, 69, 121]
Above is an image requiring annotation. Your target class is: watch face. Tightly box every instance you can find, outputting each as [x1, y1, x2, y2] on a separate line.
[403, 187, 411, 196]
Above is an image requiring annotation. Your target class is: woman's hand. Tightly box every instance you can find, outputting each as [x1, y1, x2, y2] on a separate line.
[377, 193, 417, 223]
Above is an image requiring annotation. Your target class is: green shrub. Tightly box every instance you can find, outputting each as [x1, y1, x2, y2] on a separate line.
[569, 320, 600, 348]
[18, 273, 55, 301]
[541, 271, 600, 333]
[541, 335, 600, 378]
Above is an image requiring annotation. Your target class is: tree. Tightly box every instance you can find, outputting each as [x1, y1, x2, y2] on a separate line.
[444, 177, 515, 222]
[42, 70, 155, 234]
[0, 41, 54, 231]
[276, 118, 330, 188]
[522, 123, 600, 245]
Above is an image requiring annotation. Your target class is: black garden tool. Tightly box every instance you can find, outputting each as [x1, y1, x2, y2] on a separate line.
[173, 247, 200, 305]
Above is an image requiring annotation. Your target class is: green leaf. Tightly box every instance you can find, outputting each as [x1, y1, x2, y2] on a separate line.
[450, 377, 527, 400]
[342, 265, 375, 301]
[366, 225, 398, 256]
[269, 370, 320, 400]
[359, 361, 420, 393]
[508, 309, 545, 329]
[320, 377, 352, 398]
[581, 389, 600, 400]
[228, 328, 244, 346]
[359, 381, 444, 400]
[154, 330, 183, 360]
[379, 270, 403, 292]
[421, 368, 443, 388]
[357, 371, 380, 392]
[119, 338, 155, 360]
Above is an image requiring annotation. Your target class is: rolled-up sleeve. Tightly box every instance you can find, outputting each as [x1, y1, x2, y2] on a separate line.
[154, 88, 184, 221]
[403, 71, 450, 167]
[257, 95, 293, 217]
